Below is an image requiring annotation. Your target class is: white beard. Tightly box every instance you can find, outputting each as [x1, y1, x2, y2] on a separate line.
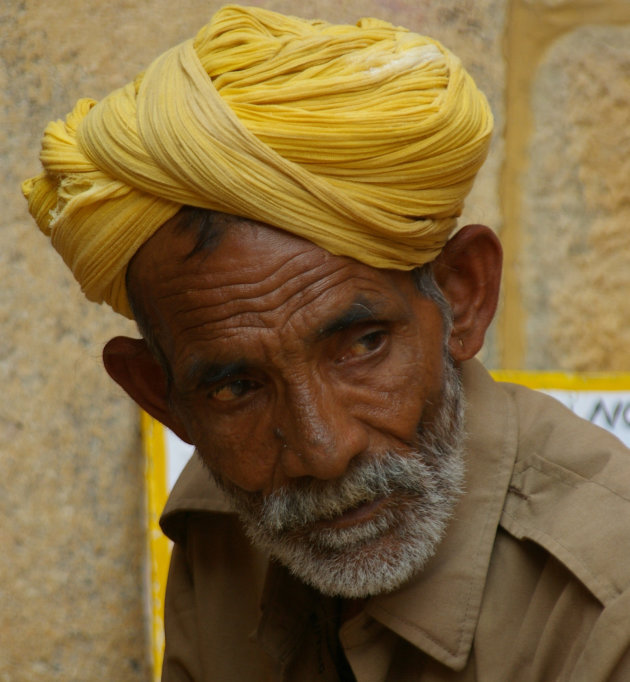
[213, 358, 465, 599]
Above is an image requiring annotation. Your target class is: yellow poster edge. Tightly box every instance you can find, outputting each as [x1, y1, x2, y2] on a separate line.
[141, 410, 171, 682]
[491, 370, 630, 391]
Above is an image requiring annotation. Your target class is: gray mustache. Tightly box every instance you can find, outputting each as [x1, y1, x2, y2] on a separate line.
[255, 451, 445, 533]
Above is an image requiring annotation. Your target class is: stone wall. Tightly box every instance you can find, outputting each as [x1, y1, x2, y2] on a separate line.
[500, 0, 630, 370]
[1, 0, 628, 679]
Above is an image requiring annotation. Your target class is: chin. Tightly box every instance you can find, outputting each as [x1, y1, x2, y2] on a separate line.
[251, 475, 463, 598]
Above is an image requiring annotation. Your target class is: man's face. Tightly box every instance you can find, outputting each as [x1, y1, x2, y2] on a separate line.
[130, 217, 464, 597]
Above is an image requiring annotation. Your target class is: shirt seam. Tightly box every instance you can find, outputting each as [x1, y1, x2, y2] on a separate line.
[501, 501, 618, 605]
[516, 457, 630, 503]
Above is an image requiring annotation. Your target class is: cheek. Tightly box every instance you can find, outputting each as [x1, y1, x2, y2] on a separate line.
[369, 369, 443, 442]
[179, 405, 279, 493]
[356, 331, 445, 442]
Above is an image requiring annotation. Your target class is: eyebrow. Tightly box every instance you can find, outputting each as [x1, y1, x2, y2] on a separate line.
[184, 358, 250, 391]
[316, 298, 383, 341]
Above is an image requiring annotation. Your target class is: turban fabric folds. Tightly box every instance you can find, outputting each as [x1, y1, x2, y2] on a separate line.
[22, 5, 493, 319]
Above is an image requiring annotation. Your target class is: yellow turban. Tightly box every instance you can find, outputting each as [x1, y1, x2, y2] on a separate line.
[22, 5, 493, 319]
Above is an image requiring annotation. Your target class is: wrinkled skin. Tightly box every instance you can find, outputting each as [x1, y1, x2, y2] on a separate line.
[103, 215, 501, 570]
[124, 220, 444, 489]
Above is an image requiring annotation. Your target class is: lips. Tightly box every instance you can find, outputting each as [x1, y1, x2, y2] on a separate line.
[315, 496, 386, 530]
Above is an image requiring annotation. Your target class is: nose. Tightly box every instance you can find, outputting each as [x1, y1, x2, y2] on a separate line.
[276, 372, 368, 481]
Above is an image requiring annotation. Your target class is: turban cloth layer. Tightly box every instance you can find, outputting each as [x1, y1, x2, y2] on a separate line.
[22, 5, 493, 319]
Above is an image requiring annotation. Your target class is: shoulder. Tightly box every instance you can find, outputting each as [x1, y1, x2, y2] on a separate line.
[160, 452, 236, 544]
[498, 379, 630, 605]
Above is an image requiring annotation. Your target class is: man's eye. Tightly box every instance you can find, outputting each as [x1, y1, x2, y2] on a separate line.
[343, 330, 387, 360]
[209, 379, 258, 402]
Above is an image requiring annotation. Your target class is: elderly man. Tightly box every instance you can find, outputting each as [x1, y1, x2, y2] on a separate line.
[23, 6, 630, 681]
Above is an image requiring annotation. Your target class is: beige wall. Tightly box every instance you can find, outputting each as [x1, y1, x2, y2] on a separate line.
[1, 0, 628, 679]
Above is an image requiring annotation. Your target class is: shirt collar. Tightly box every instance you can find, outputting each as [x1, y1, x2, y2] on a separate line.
[160, 449, 232, 544]
[364, 359, 518, 670]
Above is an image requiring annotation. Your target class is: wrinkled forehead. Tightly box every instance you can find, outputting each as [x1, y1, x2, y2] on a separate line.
[128, 212, 341, 300]
[126, 213, 416, 338]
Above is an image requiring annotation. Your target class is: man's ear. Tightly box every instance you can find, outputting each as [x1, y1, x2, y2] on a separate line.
[102, 336, 192, 444]
[432, 224, 502, 362]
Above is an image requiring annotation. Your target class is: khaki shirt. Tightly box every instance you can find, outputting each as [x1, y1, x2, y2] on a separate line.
[161, 360, 630, 681]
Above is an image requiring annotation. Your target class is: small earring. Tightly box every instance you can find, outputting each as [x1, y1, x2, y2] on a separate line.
[458, 337, 465, 349]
